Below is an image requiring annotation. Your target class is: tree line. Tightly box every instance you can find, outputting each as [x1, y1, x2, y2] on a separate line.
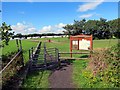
[63, 18, 120, 39]
[12, 33, 65, 39]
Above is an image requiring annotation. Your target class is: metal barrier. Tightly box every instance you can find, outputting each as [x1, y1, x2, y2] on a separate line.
[28, 42, 60, 70]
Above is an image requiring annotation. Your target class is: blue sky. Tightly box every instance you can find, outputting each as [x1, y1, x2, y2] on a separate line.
[2, 1, 119, 34]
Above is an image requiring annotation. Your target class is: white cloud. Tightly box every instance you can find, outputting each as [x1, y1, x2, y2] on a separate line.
[40, 25, 52, 33]
[55, 23, 66, 28]
[77, 0, 104, 12]
[39, 23, 66, 34]
[79, 12, 101, 18]
[11, 22, 67, 34]
[79, 13, 94, 18]
[11, 22, 38, 35]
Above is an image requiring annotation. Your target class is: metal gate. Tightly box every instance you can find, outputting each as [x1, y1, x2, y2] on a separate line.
[29, 42, 60, 70]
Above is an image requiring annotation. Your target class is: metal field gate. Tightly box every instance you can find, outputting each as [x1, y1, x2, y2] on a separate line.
[29, 42, 60, 70]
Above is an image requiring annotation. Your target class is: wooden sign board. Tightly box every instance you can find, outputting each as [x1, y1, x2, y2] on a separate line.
[70, 34, 93, 57]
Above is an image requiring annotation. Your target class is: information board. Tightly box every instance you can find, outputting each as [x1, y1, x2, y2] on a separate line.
[79, 39, 90, 50]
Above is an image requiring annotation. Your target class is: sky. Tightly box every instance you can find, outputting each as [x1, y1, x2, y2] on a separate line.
[1, 0, 119, 35]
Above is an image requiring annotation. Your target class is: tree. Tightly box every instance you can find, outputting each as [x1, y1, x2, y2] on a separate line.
[63, 19, 86, 37]
[63, 18, 119, 39]
[108, 18, 120, 39]
[72, 19, 86, 35]
[63, 24, 73, 38]
[0, 22, 14, 46]
[97, 18, 112, 39]
[16, 33, 23, 39]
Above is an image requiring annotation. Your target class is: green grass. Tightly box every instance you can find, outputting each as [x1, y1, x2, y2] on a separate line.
[2, 39, 38, 63]
[93, 39, 118, 49]
[21, 40, 39, 63]
[2, 40, 18, 56]
[72, 60, 89, 88]
[22, 70, 50, 88]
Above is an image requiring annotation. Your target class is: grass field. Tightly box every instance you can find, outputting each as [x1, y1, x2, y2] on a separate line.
[22, 37, 119, 88]
[2, 39, 38, 63]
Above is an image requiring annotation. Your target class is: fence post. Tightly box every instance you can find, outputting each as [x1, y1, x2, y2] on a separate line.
[19, 39, 24, 66]
[16, 39, 19, 51]
[31, 47, 33, 59]
[56, 48, 61, 67]
[19, 39, 22, 50]
[44, 43, 47, 67]
[29, 49, 31, 60]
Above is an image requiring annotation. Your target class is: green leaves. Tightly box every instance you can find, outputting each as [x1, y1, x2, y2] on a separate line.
[63, 18, 119, 39]
[0, 22, 14, 46]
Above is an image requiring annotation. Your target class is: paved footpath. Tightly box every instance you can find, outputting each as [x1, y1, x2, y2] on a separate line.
[49, 62, 75, 88]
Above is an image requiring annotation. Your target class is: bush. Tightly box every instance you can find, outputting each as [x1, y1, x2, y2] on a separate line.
[82, 43, 120, 88]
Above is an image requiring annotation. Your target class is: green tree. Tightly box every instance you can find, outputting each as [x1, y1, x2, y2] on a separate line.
[63, 18, 119, 39]
[63, 24, 73, 38]
[108, 18, 120, 39]
[0, 22, 14, 46]
[63, 19, 86, 36]
[73, 19, 86, 35]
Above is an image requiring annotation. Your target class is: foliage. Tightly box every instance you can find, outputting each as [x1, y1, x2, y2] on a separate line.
[0, 22, 14, 46]
[2, 51, 24, 86]
[63, 19, 86, 37]
[78, 43, 120, 88]
[63, 18, 120, 39]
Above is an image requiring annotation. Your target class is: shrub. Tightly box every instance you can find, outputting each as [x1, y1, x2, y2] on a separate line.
[82, 43, 120, 88]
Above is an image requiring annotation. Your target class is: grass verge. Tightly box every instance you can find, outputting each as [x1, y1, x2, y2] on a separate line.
[22, 70, 50, 88]
[72, 60, 89, 88]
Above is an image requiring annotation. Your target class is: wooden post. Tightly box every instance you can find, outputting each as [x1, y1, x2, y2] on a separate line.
[91, 35, 93, 50]
[90, 35, 93, 58]
[31, 47, 33, 59]
[29, 49, 31, 60]
[19, 39, 22, 50]
[44, 43, 47, 67]
[56, 48, 60, 67]
[70, 36, 72, 58]
[78, 40, 79, 50]
[16, 39, 19, 51]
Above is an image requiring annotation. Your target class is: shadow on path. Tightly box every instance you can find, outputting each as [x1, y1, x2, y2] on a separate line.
[49, 59, 76, 88]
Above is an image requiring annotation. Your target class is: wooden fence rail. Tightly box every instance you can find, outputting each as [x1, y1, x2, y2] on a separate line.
[1, 49, 24, 86]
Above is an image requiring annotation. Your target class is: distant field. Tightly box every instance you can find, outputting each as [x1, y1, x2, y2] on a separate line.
[38, 37, 118, 48]
[93, 39, 119, 49]
[38, 38, 119, 58]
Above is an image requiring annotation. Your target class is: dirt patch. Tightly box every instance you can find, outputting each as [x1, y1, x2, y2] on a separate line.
[49, 61, 75, 88]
